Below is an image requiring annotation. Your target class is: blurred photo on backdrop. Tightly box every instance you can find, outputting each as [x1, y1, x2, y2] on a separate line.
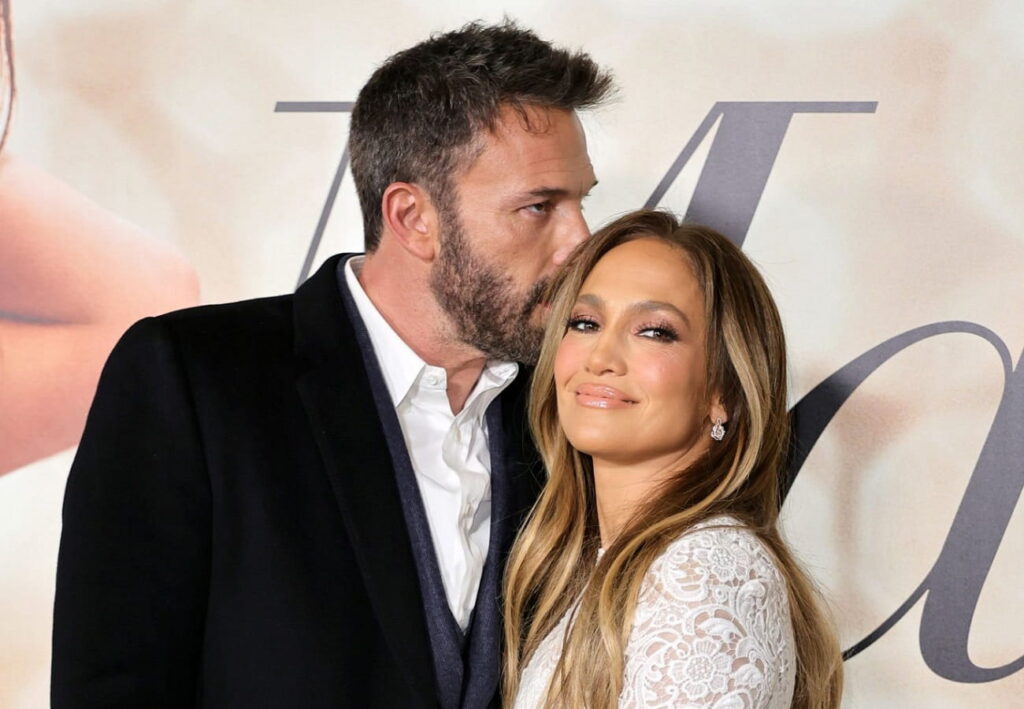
[0, 0, 198, 477]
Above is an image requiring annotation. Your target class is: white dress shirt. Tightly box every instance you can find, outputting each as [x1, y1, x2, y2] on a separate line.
[344, 257, 518, 630]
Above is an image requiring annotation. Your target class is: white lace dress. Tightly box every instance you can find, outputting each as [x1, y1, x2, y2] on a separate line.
[513, 517, 796, 708]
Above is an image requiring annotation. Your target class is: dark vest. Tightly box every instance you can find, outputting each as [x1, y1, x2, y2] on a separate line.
[337, 262, 510, 709]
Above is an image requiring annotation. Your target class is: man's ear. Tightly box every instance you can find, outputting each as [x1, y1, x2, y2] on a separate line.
[380, 182, 439, 262]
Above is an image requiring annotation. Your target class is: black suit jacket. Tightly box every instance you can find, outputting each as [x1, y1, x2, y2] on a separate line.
[51, 254, 543, 708]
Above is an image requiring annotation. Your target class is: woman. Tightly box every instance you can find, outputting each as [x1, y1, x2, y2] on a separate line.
[504, 210, 843, 708]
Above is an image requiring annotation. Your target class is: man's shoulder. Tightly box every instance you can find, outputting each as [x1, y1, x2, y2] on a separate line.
[110, 293, 299, 374]
[155, 292, 295, 338]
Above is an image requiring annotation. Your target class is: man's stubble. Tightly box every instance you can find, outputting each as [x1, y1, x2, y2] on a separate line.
[429, 209, 547, 365]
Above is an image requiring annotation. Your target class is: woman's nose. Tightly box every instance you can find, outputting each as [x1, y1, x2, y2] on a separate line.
[584, 330, 626, 376]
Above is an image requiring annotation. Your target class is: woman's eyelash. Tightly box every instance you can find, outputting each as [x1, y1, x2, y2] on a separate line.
[637, 321, 679, 341]
[566, 315, 598, 331]
[565, 315, 678, 342]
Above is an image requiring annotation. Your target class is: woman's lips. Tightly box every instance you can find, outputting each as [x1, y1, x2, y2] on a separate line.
[574, 382, 637, 409]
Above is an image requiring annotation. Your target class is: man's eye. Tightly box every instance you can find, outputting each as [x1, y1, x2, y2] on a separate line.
[523, 202, 551, 214]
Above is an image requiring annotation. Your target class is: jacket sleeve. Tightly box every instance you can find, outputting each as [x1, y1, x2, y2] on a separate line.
[52, 317, 211, 708]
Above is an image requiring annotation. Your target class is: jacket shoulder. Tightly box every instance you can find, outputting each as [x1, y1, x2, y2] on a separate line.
[105, 294, 299, 385]
[155, 293, 294, 344]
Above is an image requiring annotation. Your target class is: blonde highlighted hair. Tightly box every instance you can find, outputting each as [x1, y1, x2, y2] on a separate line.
[502, 210, 843, 708]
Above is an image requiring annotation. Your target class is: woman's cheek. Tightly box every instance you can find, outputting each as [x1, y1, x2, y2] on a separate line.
[636, 351, 702, 429]
[634, 351, 681, 394]
[553, 335, 584, 383]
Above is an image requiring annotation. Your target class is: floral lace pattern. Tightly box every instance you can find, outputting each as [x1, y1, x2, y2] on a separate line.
[514, 517, 795, 708]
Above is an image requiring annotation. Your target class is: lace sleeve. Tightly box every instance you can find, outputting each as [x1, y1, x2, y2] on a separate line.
[618, 522, 796, 709]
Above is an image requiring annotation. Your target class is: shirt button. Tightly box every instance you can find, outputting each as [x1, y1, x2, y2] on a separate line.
[424, 373, 441, 387]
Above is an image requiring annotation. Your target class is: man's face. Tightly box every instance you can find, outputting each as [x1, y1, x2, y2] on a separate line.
[429, 105, 596, 363]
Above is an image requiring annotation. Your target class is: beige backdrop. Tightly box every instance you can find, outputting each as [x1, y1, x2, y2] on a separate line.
[2, 0, 1022, 706]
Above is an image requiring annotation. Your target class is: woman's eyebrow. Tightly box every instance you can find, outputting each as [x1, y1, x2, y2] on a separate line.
[575, 294, 691, 330]
[628, 300, 692, 330]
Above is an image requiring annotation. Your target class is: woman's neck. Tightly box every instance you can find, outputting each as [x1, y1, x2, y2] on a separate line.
[591, 442, 709, 546]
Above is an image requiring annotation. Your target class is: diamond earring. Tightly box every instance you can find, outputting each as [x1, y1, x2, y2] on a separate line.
[710, 417, 726, 441]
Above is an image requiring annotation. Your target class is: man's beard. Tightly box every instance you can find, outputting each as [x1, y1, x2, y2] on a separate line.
[429, 214, 547, 364]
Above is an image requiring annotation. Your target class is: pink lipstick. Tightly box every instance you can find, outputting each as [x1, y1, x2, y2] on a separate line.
[574, 382, 637, 409]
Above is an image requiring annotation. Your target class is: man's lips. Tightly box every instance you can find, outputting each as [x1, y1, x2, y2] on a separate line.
[574, 382, 637, 409]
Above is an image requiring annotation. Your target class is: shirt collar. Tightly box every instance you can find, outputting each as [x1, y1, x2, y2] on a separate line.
[344, 256, 427, 407]
[343, 256, 519, 410]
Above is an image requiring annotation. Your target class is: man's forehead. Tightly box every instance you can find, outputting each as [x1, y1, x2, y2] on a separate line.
[461, 107, 595, 190]
[482, 101, 578, 137]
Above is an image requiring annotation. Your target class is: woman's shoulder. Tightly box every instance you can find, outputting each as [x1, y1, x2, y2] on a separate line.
[640, 515, 788, 607]
[666, 514, 778, 564]
[622, 516, 797, 707]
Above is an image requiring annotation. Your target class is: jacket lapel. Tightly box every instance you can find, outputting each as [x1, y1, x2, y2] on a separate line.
[293, 255, 437, 707]
[463, 370, 544, 708]
[500, 369, 545, 539]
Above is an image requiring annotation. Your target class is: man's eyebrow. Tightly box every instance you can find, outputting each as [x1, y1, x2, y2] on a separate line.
[518, 187, 568, 200]
[515, 179, 599, 201]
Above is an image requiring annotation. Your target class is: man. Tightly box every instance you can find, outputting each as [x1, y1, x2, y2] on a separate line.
[51, 21, 613, 708]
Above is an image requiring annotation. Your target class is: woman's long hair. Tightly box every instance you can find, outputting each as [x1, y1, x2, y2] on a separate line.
[503, 210, 843, 708]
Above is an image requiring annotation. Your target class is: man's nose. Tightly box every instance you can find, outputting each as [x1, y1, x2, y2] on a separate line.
[552, 206, 591, 267]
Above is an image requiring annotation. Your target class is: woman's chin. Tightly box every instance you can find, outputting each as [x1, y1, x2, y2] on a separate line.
[564, 430, 622, 462]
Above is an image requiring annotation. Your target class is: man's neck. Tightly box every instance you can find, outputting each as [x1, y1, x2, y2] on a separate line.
[355, 251, 486, 414]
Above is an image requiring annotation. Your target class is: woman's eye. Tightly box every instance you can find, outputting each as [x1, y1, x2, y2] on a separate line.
[637, 324, 678, 342]
[566, 316, 598, 332]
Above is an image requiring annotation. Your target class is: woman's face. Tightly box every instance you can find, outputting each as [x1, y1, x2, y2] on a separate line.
[554, 237, 724, 468]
